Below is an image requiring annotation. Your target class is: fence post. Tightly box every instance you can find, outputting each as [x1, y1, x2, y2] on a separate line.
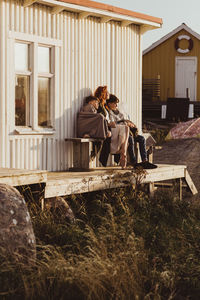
[186, 88, 190, 99]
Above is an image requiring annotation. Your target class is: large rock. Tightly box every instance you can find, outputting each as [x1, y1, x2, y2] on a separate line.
[45, 196, 76, 223]
[0, 184, 36, 262]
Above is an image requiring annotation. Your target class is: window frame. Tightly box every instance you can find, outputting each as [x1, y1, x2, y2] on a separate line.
[37, 45, 54, 128]
[14, 42, 31, 127]
[9, 32, 61, 135]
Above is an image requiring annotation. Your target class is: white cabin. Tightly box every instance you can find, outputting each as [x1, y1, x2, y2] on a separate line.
[0, 0, 162, 171]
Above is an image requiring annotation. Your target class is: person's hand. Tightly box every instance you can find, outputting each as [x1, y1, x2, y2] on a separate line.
[126, 121, 136, 128]
[109, 121, 116, 128]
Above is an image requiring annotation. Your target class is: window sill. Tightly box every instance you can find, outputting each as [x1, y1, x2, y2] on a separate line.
[14, 128, 56, 135]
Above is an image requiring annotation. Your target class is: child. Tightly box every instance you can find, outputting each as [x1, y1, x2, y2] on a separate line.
[77, 95, 111, 139]
[106, 94, 157, 169]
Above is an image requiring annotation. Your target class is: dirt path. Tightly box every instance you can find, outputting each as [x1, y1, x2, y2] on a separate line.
[153, 138, 200, 194]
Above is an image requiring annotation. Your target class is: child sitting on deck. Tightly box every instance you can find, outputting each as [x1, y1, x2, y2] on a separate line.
[106, 94, 157, 169]
[77, 95, 111, 139]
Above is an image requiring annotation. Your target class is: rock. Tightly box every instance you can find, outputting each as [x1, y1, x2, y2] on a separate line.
[45, 196, 76, 223]
[0, 184, 36, 263]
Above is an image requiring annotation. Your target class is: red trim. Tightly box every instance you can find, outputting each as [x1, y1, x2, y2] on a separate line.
[58, 0, 163, 25]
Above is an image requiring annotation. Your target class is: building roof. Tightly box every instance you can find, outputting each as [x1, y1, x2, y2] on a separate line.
[143, 23, 200, 55]
[58, 0, 163, 25]
[25, 0, 162, 29]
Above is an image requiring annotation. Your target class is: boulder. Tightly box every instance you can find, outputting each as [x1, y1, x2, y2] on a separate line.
[0, 184, 36, 262]
[45, 196, 76, 223]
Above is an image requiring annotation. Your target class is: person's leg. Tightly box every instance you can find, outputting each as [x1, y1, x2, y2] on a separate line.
[134, 135, 147, 162]
[99, 137, 111, 167]
[115, 135, 135, 165]
[114, 154, 120, 164]
[127, 135, 137, 164]
[104, 118, 111, 138]
[134, 135, 157, 169]
[119, 125, 129, 168]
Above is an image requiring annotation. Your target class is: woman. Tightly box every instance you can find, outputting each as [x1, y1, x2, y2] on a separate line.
[94, 85, 109, 118]
[94, 86, 129, 168]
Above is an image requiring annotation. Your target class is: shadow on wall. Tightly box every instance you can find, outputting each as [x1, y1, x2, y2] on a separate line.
[61, 88, 93, 170]
[29, 88, 93, 171]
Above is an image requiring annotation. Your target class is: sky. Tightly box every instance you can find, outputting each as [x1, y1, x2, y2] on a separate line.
[95, 0, 200, 50]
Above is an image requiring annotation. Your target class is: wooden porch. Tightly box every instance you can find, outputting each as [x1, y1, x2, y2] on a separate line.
[0, 165, 196, 199]
[0, 168, 47, 186]
[44, 164, 197, 199]
[0, 165, 197, 200]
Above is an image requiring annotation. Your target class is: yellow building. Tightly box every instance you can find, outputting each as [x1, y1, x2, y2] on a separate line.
[143, 23, 200, 102]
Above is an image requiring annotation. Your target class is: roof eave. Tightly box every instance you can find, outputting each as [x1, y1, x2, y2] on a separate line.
[24, 0, 162, 28]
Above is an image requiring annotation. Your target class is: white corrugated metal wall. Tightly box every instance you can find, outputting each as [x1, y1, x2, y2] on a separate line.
[0, 0, 142, 171]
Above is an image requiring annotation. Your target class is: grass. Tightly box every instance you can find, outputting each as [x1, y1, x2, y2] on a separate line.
[1, 186, 200, 299]
[150, 128, 169, 144]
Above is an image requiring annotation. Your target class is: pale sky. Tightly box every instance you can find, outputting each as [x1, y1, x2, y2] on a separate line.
[95, 0, 200, 50]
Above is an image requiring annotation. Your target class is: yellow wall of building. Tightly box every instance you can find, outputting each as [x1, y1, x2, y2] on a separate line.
[143, 29, 200, 101]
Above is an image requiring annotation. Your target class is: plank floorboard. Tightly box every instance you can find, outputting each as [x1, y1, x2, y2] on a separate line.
[0, 165, 197, 198]
[45, 164, 197, 198]
[0, 168, 47, 186]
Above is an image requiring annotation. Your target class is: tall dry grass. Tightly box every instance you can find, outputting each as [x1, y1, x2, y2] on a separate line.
[1, 186, 200, 299]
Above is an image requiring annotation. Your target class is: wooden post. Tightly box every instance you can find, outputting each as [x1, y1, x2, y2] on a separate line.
[179, 178, 182, 201]
[149, 182, 155, 196]
[186, 88, 190, 99]
[41, 198, 44, 211]
[66, 138, 100, 170]
[184, 169, 198, 195]
[73, 141, 94, 169]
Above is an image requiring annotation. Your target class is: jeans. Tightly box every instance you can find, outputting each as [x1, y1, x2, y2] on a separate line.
[114, 134, 147, 164]
[100, 134, 147, 166]
[134, 135, 147, 162]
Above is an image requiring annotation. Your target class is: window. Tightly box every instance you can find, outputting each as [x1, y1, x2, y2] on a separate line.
[14, 42, 54, 130]
[38, 46, 52, 127]
[15, 43, 30, 126]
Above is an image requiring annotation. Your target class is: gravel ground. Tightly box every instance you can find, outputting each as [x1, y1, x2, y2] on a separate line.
[153, 138, 200, 196]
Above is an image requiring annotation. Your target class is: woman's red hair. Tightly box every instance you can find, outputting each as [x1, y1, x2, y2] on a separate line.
[94, 86, 108, 104]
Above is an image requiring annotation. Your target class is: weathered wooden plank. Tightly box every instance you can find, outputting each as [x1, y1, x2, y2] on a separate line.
[23, 0, 37, 8]
[45, 170, 136, 198]
[44, 164, 197, 198]
[0, 168, 47, 186]
[73, 142, 81, 168]
[67, 138, 102, 170]
[144, 165, 186, 182]
[179, 178, 183, 201]
[65, 138, 102, 143]
[184, 169, 198, 195]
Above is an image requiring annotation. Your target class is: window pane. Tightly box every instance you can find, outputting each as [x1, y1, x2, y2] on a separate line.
[38, 78, 51, 127]
[15, 76, 29, 126]
[38, 46, 50, 73]
[15, 43, 29, 71]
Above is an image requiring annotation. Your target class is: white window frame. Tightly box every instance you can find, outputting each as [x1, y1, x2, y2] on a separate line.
[9, 32, 61, 135]
[15, 41, 32, 127]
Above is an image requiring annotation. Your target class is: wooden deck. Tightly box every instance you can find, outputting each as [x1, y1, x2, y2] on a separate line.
[0, 168, 47, 186]
[45, 164, 198, 198]
[0, 165, 197, 199]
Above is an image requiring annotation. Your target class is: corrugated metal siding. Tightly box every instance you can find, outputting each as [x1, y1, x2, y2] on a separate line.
[1, 0, 142, 171]
[143, 29, 200, 101]
[0, 0, 8, 167]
